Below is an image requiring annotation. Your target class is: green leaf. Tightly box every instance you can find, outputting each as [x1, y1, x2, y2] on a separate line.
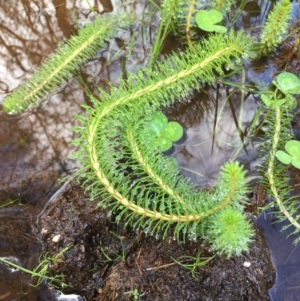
[292, 160, 300, 169]
[285, 140, 300, 159]
[275, 150, 292, 164]
[195, 10, 227, 33]
[148, 112, 168, 134]
[261, 94, 271, 106]
[261, 94, 286, 107]
[276, 72, 300, 94]
[160, 121, 183, 142]
[153, 137, 173, 151]
[285, 94, 297, 109]
[272, 99, 286, 107]
[213, 25, 228, 34]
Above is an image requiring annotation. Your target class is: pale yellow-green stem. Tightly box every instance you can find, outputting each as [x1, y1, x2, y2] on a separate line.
[267, 106, 300, 229]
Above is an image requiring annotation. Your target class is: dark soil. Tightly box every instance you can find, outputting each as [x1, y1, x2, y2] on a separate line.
[38, 181, 275, 301]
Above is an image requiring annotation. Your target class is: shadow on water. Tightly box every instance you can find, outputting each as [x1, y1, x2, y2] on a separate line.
[258, 210, 300, 301]
[0, 0, 299, 300]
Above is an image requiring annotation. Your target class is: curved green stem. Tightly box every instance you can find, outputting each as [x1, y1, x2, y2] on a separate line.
[89, 118, 240, 222]
[267, 106, 300, 229]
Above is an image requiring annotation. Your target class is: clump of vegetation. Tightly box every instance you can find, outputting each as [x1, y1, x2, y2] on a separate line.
[260, 71, 300, 241]
[1, 0, 298, 257]
[2, 15, 127, 114]
[258, 0, 292, 56]
[0, 247, 70, 288]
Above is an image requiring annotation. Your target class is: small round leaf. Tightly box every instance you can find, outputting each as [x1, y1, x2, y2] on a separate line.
[275, 150, 292, 164]
[160, 121, 183, 142]
[148, 111, 168, 134]
[276, 72, 300, 94]
[164, 156, 179, 169]
[285, 140, 300, 158]
[152, 137, 172, 151]
[212, 25, 227, 33]
[292, 160, 300, 169]
[195, 10, 225, 32]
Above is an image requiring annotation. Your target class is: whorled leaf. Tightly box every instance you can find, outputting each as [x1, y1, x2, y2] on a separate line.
[73, 31, 255, 257]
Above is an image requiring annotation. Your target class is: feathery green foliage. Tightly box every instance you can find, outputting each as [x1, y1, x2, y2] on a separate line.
[73, 31, 254, 256]
[2, 14, 126, 114]
[0, 247, 70, 288]
[206, 207, 254, 258]
[211, 0, 236, 15]
[258, 73, 300, 243]
[258, 0, 292, 56]
[265, 105, 300, 241]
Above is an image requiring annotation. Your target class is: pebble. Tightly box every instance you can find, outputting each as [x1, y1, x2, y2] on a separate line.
[41, 228, 48, 235]
[52, 234, 61, 243]
[243, 261, 251, 268]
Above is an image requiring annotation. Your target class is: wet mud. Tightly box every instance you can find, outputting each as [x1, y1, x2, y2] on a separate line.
[38, 181, 275, 301]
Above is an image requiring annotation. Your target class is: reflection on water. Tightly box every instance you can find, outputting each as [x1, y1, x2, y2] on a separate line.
[170, 86, 258, 187]
[0, 0, 159, 300]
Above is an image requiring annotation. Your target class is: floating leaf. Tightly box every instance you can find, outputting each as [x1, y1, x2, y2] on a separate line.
[148, 111, 168, 134]
[275, 150, 292, 164]
[164, 156, 179, 169]
[285, 140, 300, 160]
[195, 10, 227, 33]
[276, 140, 300, 168]
[292, 160, 300, 169]
[275, 72, 300, 94]
[243, 1, 261, 17]
[152, 137, 173, 152]
[143, 112, 184, 151]
[160, 122, 183, 142]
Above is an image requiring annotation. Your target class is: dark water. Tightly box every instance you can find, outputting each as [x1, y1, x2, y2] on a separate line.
[0, 0, 299, 300]
[169, 86, 258, 187]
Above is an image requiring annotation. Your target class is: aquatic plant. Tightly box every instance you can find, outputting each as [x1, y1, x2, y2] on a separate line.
[5, 0, 297, 256]
[73, 31, 255, 258]
[273, 72, 300, 95]
[2, 14, 126, 114]
[211, 0, 236, 14]
[172, 251, 215, 279]
[259, 72, 300, 242]
[0, 247, 70, 288]
[141, 111, 183, 151]
[195, 9, 227, 33]
[276, 140, 300, 169]
[258, 0, 292, 56]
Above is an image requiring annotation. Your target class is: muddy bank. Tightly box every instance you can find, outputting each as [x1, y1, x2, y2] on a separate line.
[38, 181, 275, 301]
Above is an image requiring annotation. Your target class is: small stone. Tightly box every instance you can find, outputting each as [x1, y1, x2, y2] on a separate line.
[52, 234, 61, 243]
[243, 261, 251, 268]
[41, 228, 48, 235]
